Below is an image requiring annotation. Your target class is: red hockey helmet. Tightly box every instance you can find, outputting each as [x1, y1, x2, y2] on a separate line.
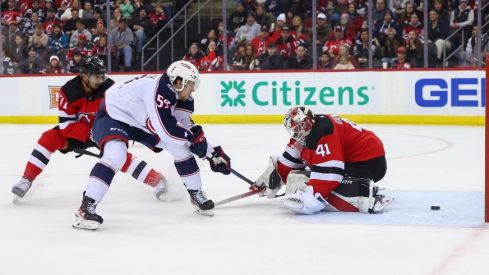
[284, 106, 316, 145]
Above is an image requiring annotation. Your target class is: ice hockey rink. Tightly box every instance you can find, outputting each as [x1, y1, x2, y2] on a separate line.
[1, 123, 487, 275]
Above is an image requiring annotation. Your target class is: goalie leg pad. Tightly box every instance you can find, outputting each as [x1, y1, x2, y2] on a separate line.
[282, 185, 327, 215]
[285, 173, 310, 195]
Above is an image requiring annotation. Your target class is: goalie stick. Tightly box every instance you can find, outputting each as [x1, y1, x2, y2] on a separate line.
[73, 148, 265, 206]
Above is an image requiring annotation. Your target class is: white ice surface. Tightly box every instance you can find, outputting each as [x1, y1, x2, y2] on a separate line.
[1, 124, 488, 275]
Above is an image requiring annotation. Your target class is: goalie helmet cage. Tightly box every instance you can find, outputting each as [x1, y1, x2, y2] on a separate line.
[486, 55, 489, 223]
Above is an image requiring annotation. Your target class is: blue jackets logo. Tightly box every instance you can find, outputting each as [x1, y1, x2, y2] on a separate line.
[415, 78, 486, 107]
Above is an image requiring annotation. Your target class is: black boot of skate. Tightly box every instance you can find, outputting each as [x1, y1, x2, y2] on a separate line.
[72, 192, 104, 230]
[188, 189, 214, 217]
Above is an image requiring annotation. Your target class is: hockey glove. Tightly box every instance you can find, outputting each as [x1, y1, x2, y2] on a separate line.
[208, 146, 231, 175]
[254, 157, 284, 198]
[188, 125, 207, 158]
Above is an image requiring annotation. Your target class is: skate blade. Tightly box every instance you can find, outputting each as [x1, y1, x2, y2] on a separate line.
[193, 206, 214, 217]
[13, 195, 21, 203]
[374, 197, 395, 213]
[72, 217, 100, 230]
[155, 190, 169, 202]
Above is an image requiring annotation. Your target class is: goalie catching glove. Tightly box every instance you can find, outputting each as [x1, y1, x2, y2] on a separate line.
[188, 125, 207, 158]
[207, 146, 231, 175]
[254, 156, 284, 198]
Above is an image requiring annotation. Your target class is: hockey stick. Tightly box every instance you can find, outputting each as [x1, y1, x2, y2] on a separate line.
[74, 148, 100, 159]
[214, 188, 264, 207]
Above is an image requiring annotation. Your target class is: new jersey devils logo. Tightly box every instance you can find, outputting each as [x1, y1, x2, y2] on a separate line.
[77, 112, 96, 125]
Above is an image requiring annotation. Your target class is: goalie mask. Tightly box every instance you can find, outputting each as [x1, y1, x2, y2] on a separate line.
[167, 60, 200, 92]
[284, 107, 316, 145]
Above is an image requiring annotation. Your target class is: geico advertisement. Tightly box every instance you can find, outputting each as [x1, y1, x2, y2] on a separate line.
[215, 72, 381, 114]
[407, 71, 486, 115]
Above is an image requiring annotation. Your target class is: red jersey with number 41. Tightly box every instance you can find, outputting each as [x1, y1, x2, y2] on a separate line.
[277, 114, 385, 197]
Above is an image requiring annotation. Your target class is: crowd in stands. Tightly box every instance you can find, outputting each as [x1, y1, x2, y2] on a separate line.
[183, 0, 489, 71]
[1, 0, 171, 74]
[2, 0, 489, 75]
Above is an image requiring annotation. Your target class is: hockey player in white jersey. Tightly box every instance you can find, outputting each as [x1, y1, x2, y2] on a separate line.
[73, 61, 231, 230]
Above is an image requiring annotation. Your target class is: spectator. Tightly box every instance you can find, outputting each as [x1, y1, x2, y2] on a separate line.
[66, 34, 92, 61]
[183, 43, 203, 69]
[24, 0, 45, 24]
[43, 8, 61, 35]
[372, 0, 388, 26]
[354, 29, 381, 68]
[380, 27, 402, 67]
[397, 3, 420, 30]
[29, 23, 49, 49]
[285, 44, 312, 70]
[130, 7, 153, 59]
[449, 0, 474, 49]
[55, 0, 71, 15]
[334, 13, 356, 41]
[458, 26, 488, 67]
[66, 48, 83, 73]
[200, 41, 224, 71]
[403, 30, 423, 67]
[60, 0, 83, 21]
[20, 46, 45, 74]
[236, 43, 259, 70]
[70, 19, 92, 48]
[81, 1, 94, 20]
[91, 22, 107, 44]
[41, 55, 65, 74]
[217, 21, 235, 48]
[255, 42, 284, 70]
[93, 0, 107, 12]
[10, 34, 28, 65]
[347, 3, 363, 33]
[323, 26, 353, 58]
[228, 3, 248, 34]
[47, 22, 68, 51]
[276, 26, 299, 61]
[229, 13, 261, 57]
[251, 25, 274, 56]
[270, 13, 286, 42]
[255, 4, 271, 28]
[200, 28, 221, 54]
[332, 43, 357, 68]
[1, 0, 22, 33]
[354, 20, 368, 44]
[306, 13, 332, 53]
[2, 45, 14, 74]
[87, 8, 105, 32]
[232, 41, 247, 70]
[374, 10, 401, 38]
[317, 51, 333, 69]
[148, 4, 166, 31]
[288, 0, 307, 19]
[355, 0, 368, 17]
[64, 9, 80, 36]
[392, 46, 411, 68]
[264, 0, 286, 19]
[111, 8, 123, 31]
[290, 16, 307, 43]
[432, 0, 450, 25]
[120, 0, 135, 20]
[43, 1, 59, 22]
[91, 36, 113, 66]
[132, 0, 145, 17]
[111, 17, 133, 71]
[389, 0, 414, 19]
[326, 2, 340, 27]
[242, 0, 258, 14]
[23, 12, 41, 37]
[427, 9, 450, 64]
[402, 12, 424, 40]
[334, 54, 355, 69]
[6, 22, 21, 49]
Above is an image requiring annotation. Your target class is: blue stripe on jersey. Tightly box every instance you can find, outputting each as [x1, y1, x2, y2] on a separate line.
[90, 162, 116, 186]
[154, 74, 192, 142]
[174, 156, 199, 177]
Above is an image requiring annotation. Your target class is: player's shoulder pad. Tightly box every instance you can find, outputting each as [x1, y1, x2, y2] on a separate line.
[157, 74, 178, 103]
[305, 115, 334, 150]
[60, 75, 86, 103]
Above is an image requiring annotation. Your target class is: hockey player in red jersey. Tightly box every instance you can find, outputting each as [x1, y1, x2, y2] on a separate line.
[255, 106, 393, 215]
[12, 56, 168, 203]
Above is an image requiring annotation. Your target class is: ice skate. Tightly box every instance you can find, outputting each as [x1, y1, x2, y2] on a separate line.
[72, 192, 104, 230]
[154, 176, 169, 201]
[188, 189, 214, 217]
[368, 195, 394, 213]
[12, 176, 33, 203]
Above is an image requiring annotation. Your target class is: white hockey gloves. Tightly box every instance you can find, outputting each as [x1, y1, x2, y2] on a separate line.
[254, 157, 284, 198]
[281, 185, 328, 215]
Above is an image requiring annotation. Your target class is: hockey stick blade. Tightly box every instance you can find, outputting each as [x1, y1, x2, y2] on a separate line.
[214, 188, 264, 207]
[73, 148, 101, 159]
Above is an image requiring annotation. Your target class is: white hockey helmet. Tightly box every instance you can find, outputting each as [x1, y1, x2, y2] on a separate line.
[167, 60, 200, 92]
[284, 106, 316, 145]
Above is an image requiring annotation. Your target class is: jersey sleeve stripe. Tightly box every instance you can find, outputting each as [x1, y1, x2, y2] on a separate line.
[284, 145, 301, 159]
[311, 165, 344, 175]
[313, 160, 345, 169]
[310, 172, 343, 183]
[58, 110, 76, 118]
[278, 155, 306, 169]
[59, 120, 76, 129]
[59, 116, 76, 123]
[283, 151, 303, 164]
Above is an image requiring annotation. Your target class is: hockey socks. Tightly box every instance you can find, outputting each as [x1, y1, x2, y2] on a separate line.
[120, 152, 163, 187]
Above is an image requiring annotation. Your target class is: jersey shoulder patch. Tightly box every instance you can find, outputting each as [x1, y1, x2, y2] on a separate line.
[305, 115, 334, 150]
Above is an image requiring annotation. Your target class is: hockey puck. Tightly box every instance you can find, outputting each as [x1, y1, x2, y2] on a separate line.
[431, 206, 440, 210]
